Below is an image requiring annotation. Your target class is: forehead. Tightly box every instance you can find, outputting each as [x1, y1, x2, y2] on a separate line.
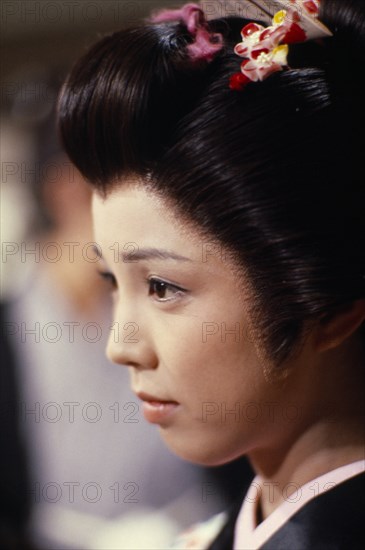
[92, 185, 209, 260]
[92, 184, 245, 286]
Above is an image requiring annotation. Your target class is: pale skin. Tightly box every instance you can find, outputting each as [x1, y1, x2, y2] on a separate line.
[92, 181, 365, 522]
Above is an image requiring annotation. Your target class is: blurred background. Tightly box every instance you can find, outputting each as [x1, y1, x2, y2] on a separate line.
[1, 0, 175, 286]
[1, 2, 252, 549]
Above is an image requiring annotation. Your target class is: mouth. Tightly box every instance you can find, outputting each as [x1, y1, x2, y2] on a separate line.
[135, 391, 180, 424]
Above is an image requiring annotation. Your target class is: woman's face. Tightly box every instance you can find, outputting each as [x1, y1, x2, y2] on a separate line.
[92, 184, 314, 465]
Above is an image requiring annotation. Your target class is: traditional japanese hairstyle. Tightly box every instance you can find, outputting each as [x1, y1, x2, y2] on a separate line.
[58, 0, 365, 366]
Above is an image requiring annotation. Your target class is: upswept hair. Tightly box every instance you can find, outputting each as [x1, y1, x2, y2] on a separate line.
[58, 0, 365, 365]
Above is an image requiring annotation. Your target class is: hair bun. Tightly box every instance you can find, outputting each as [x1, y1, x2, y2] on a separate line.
[320, 0, 365, 103]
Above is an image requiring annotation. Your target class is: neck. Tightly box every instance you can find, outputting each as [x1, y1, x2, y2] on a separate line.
[249, 340, 365, 521]
[249, 418, 364, 521]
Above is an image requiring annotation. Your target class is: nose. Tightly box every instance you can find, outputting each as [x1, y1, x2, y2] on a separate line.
[106, 301, 157, 370]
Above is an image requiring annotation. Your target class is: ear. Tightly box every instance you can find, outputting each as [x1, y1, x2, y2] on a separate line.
[314, 300, 365, 352]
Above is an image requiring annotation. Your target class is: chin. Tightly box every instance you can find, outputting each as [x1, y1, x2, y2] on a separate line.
[159, 427, 245, 467]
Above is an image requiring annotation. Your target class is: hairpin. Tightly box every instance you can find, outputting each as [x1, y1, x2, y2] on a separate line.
[149, 2, 223, 62]
[229, 0, 333, 90]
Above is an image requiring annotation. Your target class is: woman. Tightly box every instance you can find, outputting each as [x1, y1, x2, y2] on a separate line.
[58, 0, 364, 547]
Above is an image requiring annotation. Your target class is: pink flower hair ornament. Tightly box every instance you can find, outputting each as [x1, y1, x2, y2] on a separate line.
[229, 0, 333, 90]
[149, 3, 223, 62]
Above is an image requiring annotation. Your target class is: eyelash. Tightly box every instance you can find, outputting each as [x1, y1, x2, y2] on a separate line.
[147, 277, 186, 302]
[97, 271, 186, 303]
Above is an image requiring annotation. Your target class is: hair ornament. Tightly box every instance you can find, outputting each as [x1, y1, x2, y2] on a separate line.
[149, 3, 223, 62]
[229, 0, 333, 90]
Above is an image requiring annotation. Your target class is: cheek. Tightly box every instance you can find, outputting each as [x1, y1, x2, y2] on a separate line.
[158, 316, 259, 401]
[155, 320, 274, 465]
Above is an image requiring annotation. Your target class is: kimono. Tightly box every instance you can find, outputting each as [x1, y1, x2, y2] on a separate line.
[173, 461, 365, 549]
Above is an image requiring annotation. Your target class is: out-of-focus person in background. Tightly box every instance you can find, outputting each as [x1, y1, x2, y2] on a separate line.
[1, 68, 252, 549]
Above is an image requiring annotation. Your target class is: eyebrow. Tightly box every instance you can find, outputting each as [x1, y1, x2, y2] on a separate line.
[93, 245, 191, 263]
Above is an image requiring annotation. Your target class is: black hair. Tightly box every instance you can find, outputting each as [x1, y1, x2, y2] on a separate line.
[58, 0, 365, 365]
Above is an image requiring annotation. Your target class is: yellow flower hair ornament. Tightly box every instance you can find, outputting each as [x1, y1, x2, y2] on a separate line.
[229, 1, 332, 90]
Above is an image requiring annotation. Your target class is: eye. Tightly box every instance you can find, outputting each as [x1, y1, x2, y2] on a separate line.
[97, 270, 117, 290]
[148, 277, 185, 302]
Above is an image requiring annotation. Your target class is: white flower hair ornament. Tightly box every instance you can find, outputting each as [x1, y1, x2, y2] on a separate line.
[229, 0, 333, 90]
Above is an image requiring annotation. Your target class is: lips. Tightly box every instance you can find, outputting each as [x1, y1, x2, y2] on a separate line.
[136, 391, 178, 404]
[135, 391, 180, 424]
